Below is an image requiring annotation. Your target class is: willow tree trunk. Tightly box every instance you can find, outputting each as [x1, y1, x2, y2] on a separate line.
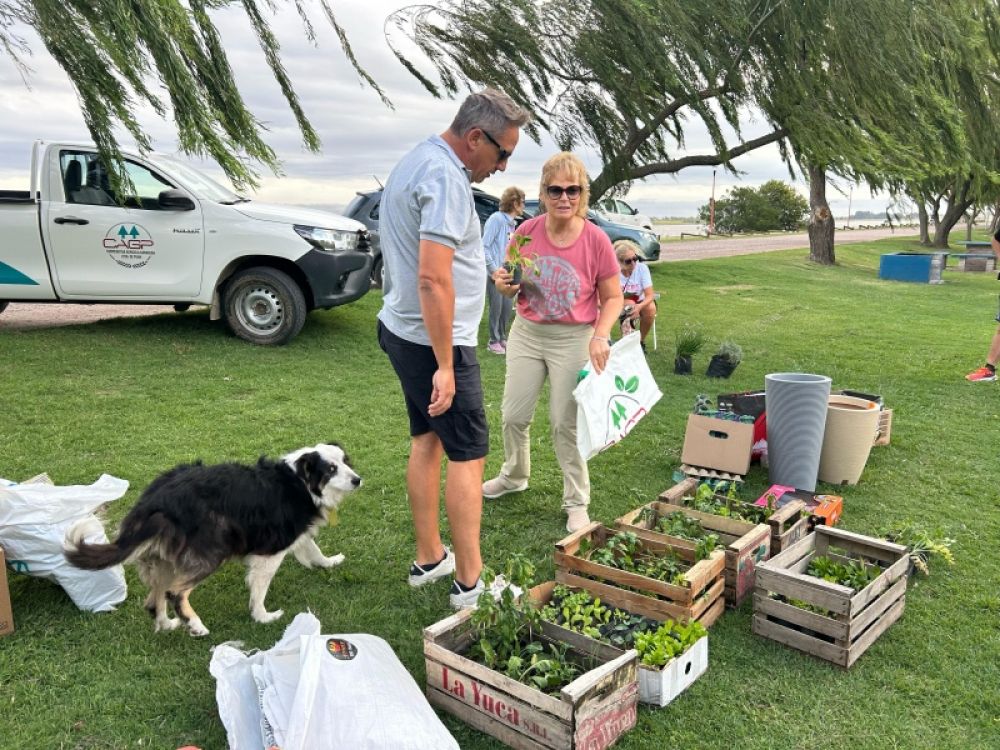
[807, 164, 835, 265]
[918, 202, 931, 245]
[933, 199, 975, 248]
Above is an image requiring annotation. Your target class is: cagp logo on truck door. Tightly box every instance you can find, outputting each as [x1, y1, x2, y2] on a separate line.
[104, 224, 155, 269]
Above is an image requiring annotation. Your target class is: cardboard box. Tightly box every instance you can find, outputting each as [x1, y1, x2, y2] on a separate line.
[754, 484, 843, 527]
[0, 546, 14, 637]
[680, 414, 755, 476]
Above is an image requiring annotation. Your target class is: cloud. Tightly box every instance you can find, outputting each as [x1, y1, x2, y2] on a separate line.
[0, 1, 897, 218]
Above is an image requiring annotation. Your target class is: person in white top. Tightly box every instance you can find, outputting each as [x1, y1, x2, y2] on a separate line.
[615, 240, 657, 352]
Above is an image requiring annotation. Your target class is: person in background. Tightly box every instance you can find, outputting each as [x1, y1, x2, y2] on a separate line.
[376, 88, 530, 608]
[615, 240, 657, 352]
[965, 231, 1000, 382]
[482, 186, 526, 354]
[483, 152, 624, 533]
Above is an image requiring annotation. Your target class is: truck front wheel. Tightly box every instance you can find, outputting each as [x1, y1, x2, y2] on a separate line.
[223, 267, 307, 346]
[0, 301, 8, 315]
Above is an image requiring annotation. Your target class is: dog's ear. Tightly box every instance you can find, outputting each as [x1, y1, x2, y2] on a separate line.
[294, 451, 324, 490]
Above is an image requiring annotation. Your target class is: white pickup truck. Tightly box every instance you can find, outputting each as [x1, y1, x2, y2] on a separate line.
[0, 142, 373, 345]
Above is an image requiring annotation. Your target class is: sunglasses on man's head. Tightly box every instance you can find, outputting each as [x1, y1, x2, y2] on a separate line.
[545, 184, 582, 200]
[480, 129, 512, 162]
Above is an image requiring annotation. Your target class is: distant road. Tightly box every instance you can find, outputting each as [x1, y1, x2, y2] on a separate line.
[0, 226, 920, 330]
[657, 226, 918, 262]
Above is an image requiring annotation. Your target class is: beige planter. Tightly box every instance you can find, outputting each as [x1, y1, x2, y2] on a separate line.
[818, 395, 880, 485]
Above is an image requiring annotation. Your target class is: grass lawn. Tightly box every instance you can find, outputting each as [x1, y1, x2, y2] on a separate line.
[1, 235, 998, 749]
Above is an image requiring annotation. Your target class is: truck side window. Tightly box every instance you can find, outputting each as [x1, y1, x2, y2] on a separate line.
[59, 150, 174, 210]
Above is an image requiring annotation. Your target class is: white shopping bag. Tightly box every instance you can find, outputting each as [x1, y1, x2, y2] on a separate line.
[210, 612, 459, 750]
[573, 332, 662, 460]
[0, 473, 129, 611]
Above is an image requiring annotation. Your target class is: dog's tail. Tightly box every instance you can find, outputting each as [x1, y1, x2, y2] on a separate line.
[63, 513, 165, 570]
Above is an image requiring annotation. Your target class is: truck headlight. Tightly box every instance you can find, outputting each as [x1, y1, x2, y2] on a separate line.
[294, 225, 359, 252]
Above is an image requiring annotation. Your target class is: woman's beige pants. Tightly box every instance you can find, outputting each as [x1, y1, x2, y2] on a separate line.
[498, 316, 592, 510]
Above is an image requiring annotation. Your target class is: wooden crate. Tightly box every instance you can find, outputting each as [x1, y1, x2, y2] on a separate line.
[528, 581, 710, 707]
[424, 607, 639, 750]
[751, 526, 909, 668]
[553, 522, 726, 627]
[658, 478, 810, 557]
[873, 408, 893, 447]
[616, 501, 770, 608]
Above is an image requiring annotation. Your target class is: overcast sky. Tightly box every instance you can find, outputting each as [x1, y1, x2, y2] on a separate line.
[0, 1, 897, 218]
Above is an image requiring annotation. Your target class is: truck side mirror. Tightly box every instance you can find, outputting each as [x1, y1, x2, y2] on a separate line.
[158, 189, 196, 211]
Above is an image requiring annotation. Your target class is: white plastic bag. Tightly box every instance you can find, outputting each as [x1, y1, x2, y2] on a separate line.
[210, 612, 459, 750]
[0, 473, 129, 611]
[573, 332, 662, 460]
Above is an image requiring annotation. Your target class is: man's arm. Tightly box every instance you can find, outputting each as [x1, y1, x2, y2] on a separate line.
[418, 238, 456, 417]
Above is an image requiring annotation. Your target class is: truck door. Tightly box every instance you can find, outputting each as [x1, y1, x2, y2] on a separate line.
[43, 150, 204, 298]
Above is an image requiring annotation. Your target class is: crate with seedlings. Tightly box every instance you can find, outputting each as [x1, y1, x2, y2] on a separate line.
[424, 555, 638, 750]
[663, 477, 811, 555]
[553, 522, 726, 629]
[529, 581, 709, 708]
[616, 496, 770, 608]
[751, 525, 909, 668]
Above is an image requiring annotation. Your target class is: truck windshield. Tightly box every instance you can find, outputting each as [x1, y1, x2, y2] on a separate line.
[151, 155, 245, 204]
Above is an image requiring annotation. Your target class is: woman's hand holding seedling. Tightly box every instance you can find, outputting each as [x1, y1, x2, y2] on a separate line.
[492, 266, 520, 298]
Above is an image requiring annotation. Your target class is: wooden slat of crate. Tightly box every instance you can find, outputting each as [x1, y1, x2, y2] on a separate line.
[815, 526, 909, 567]
[554, 523, 725, 606]
[656, 478, 699, 503]
[849, 578, 907, 639]
[752, 592, 849, 641]
[767, 499, 811, 553]
[617, 501, 769, 608]
[424, 608, 639, 750]
[554, 570, 725, 627]
[428, 689, 551, 750]
[844, 596, 906, 668]
[873, 408, 892, 446]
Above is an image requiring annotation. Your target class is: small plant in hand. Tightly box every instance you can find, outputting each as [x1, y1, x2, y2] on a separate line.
[882, 522, 956, 576]
[468, 554, 588, 695]
[503, 234, 539, 284]
[540, 584, 660, 649]
[637, 507, 720, 561]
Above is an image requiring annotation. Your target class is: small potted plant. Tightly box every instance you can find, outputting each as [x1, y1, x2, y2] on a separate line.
[673, 325, 705, 375]
[706, 340, 742, 378]
[503, 234, 538, 285]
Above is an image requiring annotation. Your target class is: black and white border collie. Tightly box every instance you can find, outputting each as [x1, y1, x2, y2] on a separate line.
[64, 443, 361, 637]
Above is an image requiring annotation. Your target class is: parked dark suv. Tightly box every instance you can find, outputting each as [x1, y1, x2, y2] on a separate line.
[344, 187, 511, 288]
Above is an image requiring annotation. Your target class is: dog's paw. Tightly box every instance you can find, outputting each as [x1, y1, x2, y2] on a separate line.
[155, 616, 182, 633]
[187, 619, 210, 637]
[253, 608, 284, 624]
[317, 553, 345, 568]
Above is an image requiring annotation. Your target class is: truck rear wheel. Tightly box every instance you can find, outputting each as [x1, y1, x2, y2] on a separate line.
[371, 257, 384, 289]
[223, 267, 306, 346]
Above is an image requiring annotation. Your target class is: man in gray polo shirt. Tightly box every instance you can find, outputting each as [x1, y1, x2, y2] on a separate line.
[377, 89, 530, 609]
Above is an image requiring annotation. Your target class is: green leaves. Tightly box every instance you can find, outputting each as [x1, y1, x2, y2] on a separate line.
[12, 0, 387, 192]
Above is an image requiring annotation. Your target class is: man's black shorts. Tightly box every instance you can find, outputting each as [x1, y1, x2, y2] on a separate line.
[377, 320, 489, 461]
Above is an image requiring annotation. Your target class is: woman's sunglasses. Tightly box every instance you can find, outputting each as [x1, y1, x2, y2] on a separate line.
[545, 185, 582, 200]
[620, 256, 639, 265]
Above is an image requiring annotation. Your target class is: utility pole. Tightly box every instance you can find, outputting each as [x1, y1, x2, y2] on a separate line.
[708, 168, 717, 236]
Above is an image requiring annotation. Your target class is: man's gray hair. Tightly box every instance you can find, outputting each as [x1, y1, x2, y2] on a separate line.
[449, 88, 531, 136]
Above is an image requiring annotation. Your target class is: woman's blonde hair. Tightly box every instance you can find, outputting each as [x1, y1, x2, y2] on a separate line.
[499, 186, 526, 213]
[539, 152, 590, 219]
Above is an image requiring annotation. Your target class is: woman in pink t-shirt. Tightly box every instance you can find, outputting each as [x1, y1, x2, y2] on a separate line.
[482, 152, 624, 533]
